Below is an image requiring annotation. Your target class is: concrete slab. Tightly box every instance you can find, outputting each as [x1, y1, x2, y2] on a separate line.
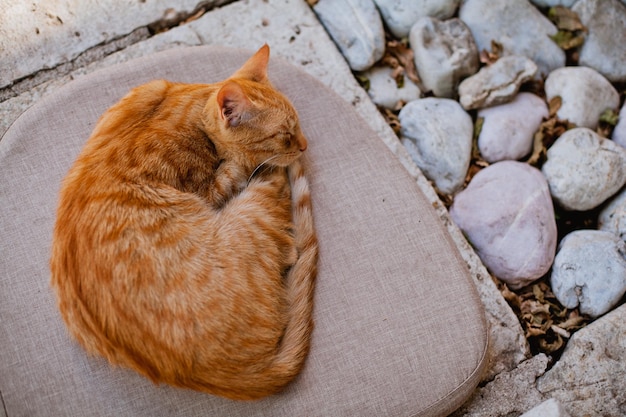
[537, 303, 626, 416]
[452, 354, 549, 417]
[0, 0, 528, 386]
[0, 0, 230, 88]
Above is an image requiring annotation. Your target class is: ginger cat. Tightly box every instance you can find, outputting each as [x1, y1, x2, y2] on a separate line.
[50, 45, 318, 400]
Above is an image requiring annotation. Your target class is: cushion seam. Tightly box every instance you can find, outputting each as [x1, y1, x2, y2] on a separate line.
[414, 320, 490, 417]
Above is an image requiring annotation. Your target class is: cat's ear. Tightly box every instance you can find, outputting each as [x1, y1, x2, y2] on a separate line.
[216, 81, 254, 128]
[231, 44, 270, 83]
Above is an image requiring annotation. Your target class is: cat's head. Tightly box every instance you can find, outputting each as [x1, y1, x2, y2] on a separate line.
[204, 45, 308, 169]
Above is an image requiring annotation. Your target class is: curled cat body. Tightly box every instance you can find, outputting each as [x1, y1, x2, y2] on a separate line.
[50, 45, 318, 400]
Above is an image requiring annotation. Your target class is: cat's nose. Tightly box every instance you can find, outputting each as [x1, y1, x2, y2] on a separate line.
[297, 135, 307, 152]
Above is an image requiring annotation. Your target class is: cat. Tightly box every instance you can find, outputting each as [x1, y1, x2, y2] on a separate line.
[50, 45, 318, 401]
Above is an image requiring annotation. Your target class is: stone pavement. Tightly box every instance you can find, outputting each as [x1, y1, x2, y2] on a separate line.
[1, 1, 623, 415]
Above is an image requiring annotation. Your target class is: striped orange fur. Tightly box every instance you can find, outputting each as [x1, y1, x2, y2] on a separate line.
[50, 45, 318, 400]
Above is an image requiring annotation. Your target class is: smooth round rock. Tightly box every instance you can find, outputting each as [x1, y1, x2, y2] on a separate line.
[363, 66, 422, 109]
[612, 102, 626, 148]
[373, 0, 460, 38]
[599, 188, 626, 243]
[551, 230, 626, 318]
[542, 128, 626, 211]
[313, 0, 385, 71]
[459, 0, 565, 77]
[458, 55, 537, 110]
[573, 0, 626, 83]
[477, 92, 548, 163]
[449, 161, 557, 289]
[544, 66, 620, 129]
[399, 98, 472, 195]
[410, 17, 479, 98]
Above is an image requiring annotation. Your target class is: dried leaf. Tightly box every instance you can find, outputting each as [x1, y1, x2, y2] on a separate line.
[530, 301, 551, 316]
[390, 66, 405, 88]
[550, 301, 569, 318]
[500, 283, 521, 307]
[560, 312, 586, 331]
[551, 324, 571, 339]
[479, 50, 492, 65]
[550, 30, 585, 50]
[548, 96, 562, 117]
[532, 283, 545, 302]
[462, 117, 489, 188]
[465, 166, 487, 187]
[382, 55, 400, 69]
[437, 192, 454, 208]
[393, 100, 406, 112]
[473, 117, 484, 143]
[548, 6, 586, 32]
[355, 74, 370, 92]
[539, 334, 564, 353]
[479, 40, 503, 65]
[379, 107, 401, 135]
[599, 108, 619, 126]
[526, 130, 547, 166]
[385, 39, 422, 87]
[526, 111, 576, 167]
[181, 8, 205, 24]
[526, 326, 547, 338]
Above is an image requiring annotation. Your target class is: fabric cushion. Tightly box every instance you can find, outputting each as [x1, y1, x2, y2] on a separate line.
[0, 46, 488, 416]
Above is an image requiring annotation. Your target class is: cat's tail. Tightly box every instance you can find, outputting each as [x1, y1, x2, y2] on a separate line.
[187, 159, 318, 400]
[268, 158, 319, 388]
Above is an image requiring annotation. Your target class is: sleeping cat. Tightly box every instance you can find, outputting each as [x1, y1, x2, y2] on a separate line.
[50, 45, 318, 400]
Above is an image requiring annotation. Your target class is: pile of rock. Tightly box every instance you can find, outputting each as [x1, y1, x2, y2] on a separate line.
[313, 0, 626, 319]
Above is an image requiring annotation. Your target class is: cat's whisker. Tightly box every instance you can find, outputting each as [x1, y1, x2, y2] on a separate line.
[247, 154, 281, 185]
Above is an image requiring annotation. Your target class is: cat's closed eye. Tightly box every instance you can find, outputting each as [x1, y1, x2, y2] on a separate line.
[283, 133, 293, 148]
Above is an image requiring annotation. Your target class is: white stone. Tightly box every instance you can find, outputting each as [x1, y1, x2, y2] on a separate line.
[599, 188, 626, 243]
[458, 55, 537, 110]
[363, 66, 421, 109]
[612, 101, 626, 148]
[0, 0, 210, 89]
[544, 66, 620, 129]
[409, 17, 479, 98]
[537, 304, 626, 415]
[449, 161, 557, 289]
[477, 92, 548, 163]
[520, 399, 571, 417]
[459, 0, 565, 77]
[313, 0, 385, 71]
[550, 230, 626, 318]
[573, 0, 626, 83]
[399, 98, 472, 195]
[373, 0, 460, 39]
[542, 128, 626, 211]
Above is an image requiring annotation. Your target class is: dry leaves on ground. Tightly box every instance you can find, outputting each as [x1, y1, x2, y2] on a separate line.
[479, 40, 503, 66]
[525, 96, 575, 167]
[381, 36, 422, 90]
[497, 277, 590, 356]
[379, 107, 402, 135]
[548, 6, 587, 51]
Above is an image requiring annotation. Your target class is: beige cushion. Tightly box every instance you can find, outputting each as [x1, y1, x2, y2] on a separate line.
[0, 46, 488, 416]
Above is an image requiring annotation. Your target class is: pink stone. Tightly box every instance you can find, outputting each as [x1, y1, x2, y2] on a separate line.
[449, 161, 557, 288]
